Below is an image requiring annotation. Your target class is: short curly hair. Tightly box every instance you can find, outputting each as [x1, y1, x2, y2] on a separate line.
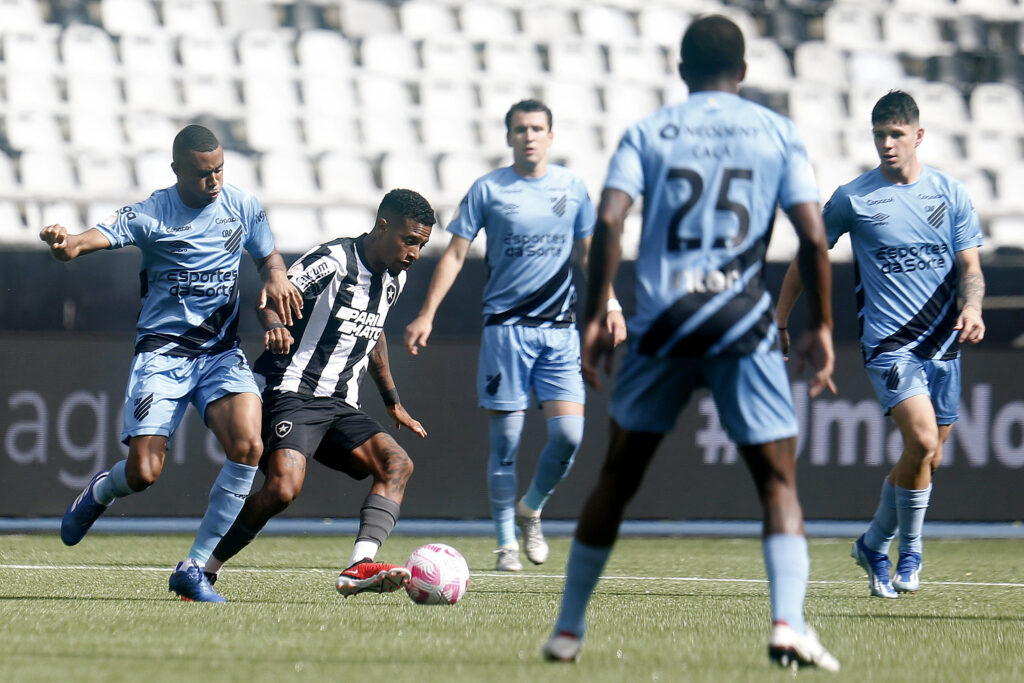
[172, 124, 220, 164]
[377, 188, 436, 227]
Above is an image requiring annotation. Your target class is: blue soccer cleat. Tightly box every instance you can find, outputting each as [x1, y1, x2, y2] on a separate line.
[169, 559, 226, 602]
[893, 552, 922, 593]
[851, 535, 898, 599]
[60, 471, 112, 546]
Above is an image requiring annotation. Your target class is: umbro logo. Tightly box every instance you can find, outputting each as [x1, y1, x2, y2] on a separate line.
[551, 194, 567, 217]
[870, 213, 889, 224]
[274, 421, 292, 438]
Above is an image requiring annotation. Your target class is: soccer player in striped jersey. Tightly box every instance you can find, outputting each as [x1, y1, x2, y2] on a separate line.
[543, 16, 839, 671]
[203, 189, 434, 597]
[776, 90, 986, 599]
[42, 124, 302, 602]
[404, 100, 624, 572]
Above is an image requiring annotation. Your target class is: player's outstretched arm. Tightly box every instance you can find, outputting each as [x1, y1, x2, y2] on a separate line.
[785, 201, 836, 398]
[955, 247, 986, 344]
[256, 250, 303, 326]
[582, 188, 632, 390]
[369, 333, 427, 437]
[404, 234, 471, 355]
[39, 225, 111, 262]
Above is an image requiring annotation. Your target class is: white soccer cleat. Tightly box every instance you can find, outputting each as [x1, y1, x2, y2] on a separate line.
[515, 513, 549, 565]
[542, 631, 581, 662]
[768, 623, 840, 673]
[494, 546, 523, 572]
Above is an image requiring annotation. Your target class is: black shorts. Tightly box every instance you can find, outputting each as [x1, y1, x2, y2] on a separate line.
[261, 390, 385, 480]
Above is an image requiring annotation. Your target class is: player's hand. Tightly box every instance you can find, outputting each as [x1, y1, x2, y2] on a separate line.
[794, 326, 837, 398]
[778, 326, 791, 358]
[404, 315, 432, 356]
[40, 224, 72, 261]
[606, 309, 627, 348]
[955, 305, 985, 344]
[264, 326, 293, 354]
[387, 404, 427, 438]
[259, 273, 303, 326]
[582, 318, 617, 390]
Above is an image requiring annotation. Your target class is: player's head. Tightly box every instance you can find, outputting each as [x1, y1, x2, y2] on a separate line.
[171, 124, 224, 208]
[870, 90, 923, 179]
[678, 15, 746, 92]
[367, 189, 436, 275]
[505, 99, 554, 176]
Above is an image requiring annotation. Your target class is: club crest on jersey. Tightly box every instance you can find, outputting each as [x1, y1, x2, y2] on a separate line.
[224, 226, 243, 253]
[274, 421, 292, 438]
[385, 280, 398, 305]
[551, 194, 567, 217]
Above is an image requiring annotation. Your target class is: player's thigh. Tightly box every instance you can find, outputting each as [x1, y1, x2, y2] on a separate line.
[262, 448, 309, 499]
[312, 408, 393, 480]
[477, 325, 534, 411]
[608, 348, 698, 434]
[532, 327, 585, 407]
[864, 352, 931, 417]
[926, 357, 960, 425]
[704, 351, 798, 446]
[120, 352, 195, 444]
[261, 392, 338, 467]
[890, 393, 940, 452]
[195, 348, 262, 436]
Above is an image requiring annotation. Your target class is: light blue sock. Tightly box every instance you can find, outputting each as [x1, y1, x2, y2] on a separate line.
[895, 484, 932, 555]
[93, 460, 136, 505]
[489, 412, 525, 547]
[763, 534, 808, 635]
[863, 479, 898, 554]
[553, 539, 613, 638]
[187, 460, 257, 565]
[523, 415, 584, 512]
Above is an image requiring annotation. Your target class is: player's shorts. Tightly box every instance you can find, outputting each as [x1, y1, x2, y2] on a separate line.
[120, 348, 259, 444]
[864, 350, 960, 424]
[609, 345, 798, 445]
[261, 390, 386, 480]
[477, 324, 585, 411]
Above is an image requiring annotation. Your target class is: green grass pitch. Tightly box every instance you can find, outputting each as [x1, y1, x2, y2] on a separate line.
[1, 534, 1021, 682]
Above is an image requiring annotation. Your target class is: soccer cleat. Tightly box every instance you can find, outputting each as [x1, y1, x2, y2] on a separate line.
[851, 535, 898, 599]
[542, 631, 581, 663]
[60, 471, 112, 546]
[515, 513, 549, 565]
[768, 623, 840, 673]
[494, 546, 522, 572]
[169, 559, 226, 602]
[893, 552, 922, 593]
[335, 559, 411, 597]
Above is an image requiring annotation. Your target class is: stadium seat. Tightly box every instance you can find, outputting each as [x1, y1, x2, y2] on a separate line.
[603, 81, 661, 136]
[742, 38, 793, 92]
[223, 150, 259, 193]
[243, 75, 302, 117]
[420, 114, 480, 155]
[607, 41, 671, 86]
[839, 123, 880, 169]
[2, 25, 61, 75]
[561, 153, 608, 206]
[970, 83, 1024, 133]
[182, 74, 244, 117]
[245, 108, 303, 152]
[957, 0, 1024, 22]
[238, 29, 297, 77]
[847, 51, 908, 86]
[520, 5, 577, 41]
[420, 35, 480, 77]
[265, 205, 323, 254]
[124, 72, 181, 114]
[68, 109, 125, 151]
[0, 0, 42, 31]
[949, 166, 996, 217]
[966, 129, 1022, 171]
[4, 71, 61, 111]
[993, 164, 1024, 212]
[296, 29, 356, 76]
[322, 205, 377, 240]
[620, 212, 642, 261]
[25, 200, 84, 235]
[75, 152, 135, 199]
[179, 33, 238, 77]
[793, 41, 847, 89]
[437, 151, 493, 205]
[420, 79, 478, 118]
[399, 0, 458, 39]
[477, 79, 537, 121]
[578, 4, 637, 44]
[481, 38, 543, 82]
[222, 0, 280, 32]
[881, 8, 953, 58]
[119, 32, 177, 75]
[339, 0, 398, 36]
[988, 215, 1024, 251]
[0, 201, 31, 246]
[258, 151, 320, 204]
[360, 114, 419, 154]
[822, 4, 883, 51]
[135, 150, 177, 190]
[60, 24, 119, 76]
[815, 160, 863, 203]
[19, 150, 76, 199]
[379, 151, 440, 199]
[715, 5, 761, 41]
[355, 74, 415, 116]
[847, 83, 892, 126]
[305, 113, 360, 154]
[916, 129, 964, 169]
[637, 4, 690, 49]
[161, 0, 222, 35]
[302, 73, 358, 116]
[318, 152, 379, 205]
[766, 210, 800, 262]
[913, 81, 969, 132]
[125, 111, 179, 153]
[66, 73, 123, 114]
[459, 1, 518, 41]
[547, 39, 607, 83]
[101, 0, 161, 35]
[541, 80, 603, 127]
[360, 33, 420, 77]
[787, 83, 846, 132]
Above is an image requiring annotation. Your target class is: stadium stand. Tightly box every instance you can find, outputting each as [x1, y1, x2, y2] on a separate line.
[0, 0, 1022, 257]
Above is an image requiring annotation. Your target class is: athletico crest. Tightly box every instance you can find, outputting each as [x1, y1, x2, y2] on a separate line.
[274, 421, 292, 438]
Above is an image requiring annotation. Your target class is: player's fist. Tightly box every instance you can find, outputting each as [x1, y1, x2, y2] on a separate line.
[40, 224, 72, 260]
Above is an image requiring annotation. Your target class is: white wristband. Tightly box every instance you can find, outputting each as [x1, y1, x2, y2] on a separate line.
[606, 298, 623, 314]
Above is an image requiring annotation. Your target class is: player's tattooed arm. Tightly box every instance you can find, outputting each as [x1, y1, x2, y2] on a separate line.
[955, 248, 985, 344]
[959, 272, 985, 312]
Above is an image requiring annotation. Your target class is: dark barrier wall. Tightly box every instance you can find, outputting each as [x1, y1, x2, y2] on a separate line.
[1, 251, 1022, 520]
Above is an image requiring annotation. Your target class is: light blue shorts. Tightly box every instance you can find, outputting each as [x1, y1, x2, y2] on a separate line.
[477, 324, 585, 411]
[864, 350, 960, 424]
[120, 348, 260, 444]
[609, 346, 798, 445]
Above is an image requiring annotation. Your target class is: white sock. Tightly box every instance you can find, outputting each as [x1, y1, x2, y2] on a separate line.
[349, 540, 380, 567]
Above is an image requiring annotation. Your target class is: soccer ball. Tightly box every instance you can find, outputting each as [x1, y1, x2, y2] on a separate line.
[405, 543, 470, 605]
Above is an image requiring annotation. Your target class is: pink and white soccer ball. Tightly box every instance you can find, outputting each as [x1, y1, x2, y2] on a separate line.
[405, 543, 470, 605]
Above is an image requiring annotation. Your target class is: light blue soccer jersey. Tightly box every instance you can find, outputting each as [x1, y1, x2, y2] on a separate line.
[824, 165, 983, 362]
[94, 183, 276, 357]
[448, 164, 595, 327]
[605, 91, 819, 357]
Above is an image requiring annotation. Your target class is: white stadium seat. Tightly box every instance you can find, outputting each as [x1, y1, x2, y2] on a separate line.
[297, 29, 355, 76]
[20, 150, 76, 198]
[119, 32, 177, 74]
[125, 111, 179, 153]
[124, 72, 181, 114]
[541, 80, 602, 127]
[379, 151, 440, 198]
[420, 35, 479, 78]
[238, 29, 297, 77]
[135, 150, 177, 190]
[482, 38, 543, 81]
[161, 0, 222, 36]
[75, 152, 134, 199]
[459, 1, 517, 41]
[223, 150, 260, 193]
[607, 41, 671, 86]
[0, 0, 42, 32]
[399, 0, 457, 39]
[101, 0, 161, 35]
[547, 39, 606, 83]
[319, 152, 379, 206]
[4, 72, 60, 111]
[823, 4, 882, 51]
[742, 38, 793, 92]
[359, 114, 419, 154]
[304, 114, 360, 155]
[2, 25, 61, 75]
[360, 33, 420, 77]
[578, 4, 637, 44]
[637, 4, 690, 49]
[970, 84, 1024, 134]
[179, 33, 238, 77]
[68, 109, 126, 151]
[520, 5, 577, 41]
[322, 205, 376, 239]
[339, 0, 398, 36]
[222, 0, 279, 32]
[258, 152, 320, 204]
[793, 41, 848, 87]
[913, 82, 969, 132]
[265, 205, 323, 254]
[966, 129, 1022, 171]
[420, 114, 480, 155]
[61, 24, 119, 76]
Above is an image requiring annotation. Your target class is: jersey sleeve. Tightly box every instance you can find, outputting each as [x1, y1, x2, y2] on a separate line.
[242, 194, 276, 260]
[447, 179, 487, 241]
[777, 121, 821, 210]
[822, 187, 853, 248]
[92, 202, 152, 249]
[573, 176, 596, 241]
[288, 247, 338, 299]
[950, 180, 983, 252]
[604, 126, 645, 200]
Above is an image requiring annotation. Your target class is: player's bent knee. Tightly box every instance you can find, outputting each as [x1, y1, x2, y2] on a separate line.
[227, 436, 264, 466]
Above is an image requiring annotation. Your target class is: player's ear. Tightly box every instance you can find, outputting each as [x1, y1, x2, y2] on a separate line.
[915, 127, 924, 148]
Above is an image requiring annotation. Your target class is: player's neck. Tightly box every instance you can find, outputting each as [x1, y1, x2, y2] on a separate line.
[880, 158, 922, 186]
[513, 159, 547, 179]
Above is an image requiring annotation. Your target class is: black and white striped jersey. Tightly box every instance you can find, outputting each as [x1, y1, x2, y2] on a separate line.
[254, 235, 405, 407]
